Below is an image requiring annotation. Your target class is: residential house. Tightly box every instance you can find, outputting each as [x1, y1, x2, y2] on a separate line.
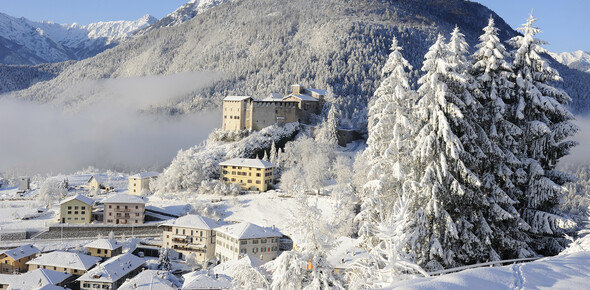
[85, 239, 123, 259]
[17, 177, 30, 194]
[102, 194, 147, 225]
[219, 158, 274, 192]
[214, 222, 282, 263]
[77, 253, 144, 290]
[0, 269, 72, 290]
[118, 270, 179, 290]
[161, 215, 222, 262]
[128, 172, 158, 195]
[0, 244, 40, 274]
[27, 251, 101, 276]
[181, 271, 232, 290]
[87, 175, 104, 191]
[59, 194, 94, 224]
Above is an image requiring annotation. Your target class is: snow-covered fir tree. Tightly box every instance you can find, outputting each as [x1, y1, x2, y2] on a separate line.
[318, 103, 340, 146]
[471, 16, 533, 259]
[356, 36, 418, 248]
[508, 14, 578, 255]
[408, 34, 485, 270]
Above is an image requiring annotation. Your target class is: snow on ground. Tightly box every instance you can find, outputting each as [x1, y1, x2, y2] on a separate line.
[0, 200, 58, 231]
[388, 251, 590, 289]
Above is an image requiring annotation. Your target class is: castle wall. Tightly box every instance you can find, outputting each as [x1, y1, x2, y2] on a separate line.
[250, 101, 299, 131]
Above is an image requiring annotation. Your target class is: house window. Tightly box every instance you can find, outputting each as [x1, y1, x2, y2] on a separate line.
[68, 211, 72, 214]
[253, 240, 259, 244]
[74, 206, 79, 210]
[136, 206, 138, 209]
[262, 239, 267, 243]
[109, 212, 112, 216]
[109, 205, 112, 208]
[81, 211, 85, 215]
[256, 173, 261, 177]
[231, 178, 236, 182]
[247, 180, 252, 184]
[256, 180, 261, 184]
[68, 206, 72, 210]
[74, 211, 78, 215]
[97, 249, 101, 254]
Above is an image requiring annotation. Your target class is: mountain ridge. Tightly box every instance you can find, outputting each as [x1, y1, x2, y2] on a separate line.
[0, 12, 158, 65]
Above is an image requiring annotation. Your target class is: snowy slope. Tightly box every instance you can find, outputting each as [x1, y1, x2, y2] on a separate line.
[549, 50, 590, 73]
[0, 13, 157, 65]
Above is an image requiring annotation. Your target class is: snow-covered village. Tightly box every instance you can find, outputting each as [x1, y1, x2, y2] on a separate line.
[1, 0, 590, 289]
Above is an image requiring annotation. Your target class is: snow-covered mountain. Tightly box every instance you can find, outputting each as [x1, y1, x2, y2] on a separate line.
[0, 13, 157, 65]
[137, 0, 236, 34]
[550, 50, 590, 73]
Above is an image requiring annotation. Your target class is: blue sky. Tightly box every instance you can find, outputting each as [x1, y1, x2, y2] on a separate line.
[0, 0, 587, 52]
[475, 0, 590, 52]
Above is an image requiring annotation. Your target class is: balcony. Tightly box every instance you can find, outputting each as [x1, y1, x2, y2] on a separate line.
[114, 208, 130, 212]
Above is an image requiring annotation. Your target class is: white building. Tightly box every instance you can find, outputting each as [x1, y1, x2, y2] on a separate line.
[128, 172, 158, 195]
[118, 270, 179, 290]
[161, 215, 223, 262]
[27, 251, 101, 276]
[0, 268, 72, 289]
[182, 271, 232, 290]
[78, 253, 145, 290]
[102, 194, 147, 225]
[214, 222, 282, 263]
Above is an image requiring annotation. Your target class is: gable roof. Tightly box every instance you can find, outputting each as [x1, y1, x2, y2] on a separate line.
[182, 271, 232, 289]
[60, 194, 94, 206]
[215, 222, 282, 240]
[118, 270, 177, 290]
[84, 239, 122, 251]
[27, 251, 101, 271]
[129, 171, 159, 179]
[0, 244, 40, 260]
[88, 175, 104, 184]
[2, 269, 71, 290]
[224, 96, 252, 101]
[218, 158, 275, 169]
[162, 214, 223, 230]
[213, 254, 266, 277]
[102, 194, 147, 204]
[77, 253, 145, 283]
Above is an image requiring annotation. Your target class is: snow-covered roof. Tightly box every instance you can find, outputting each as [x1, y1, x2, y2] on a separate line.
[0, 244, 40, 260]
[213, 254, 267, 277]
[219, 158, 275, 169]
[85, 239, 122, 251]
[215, 222, 282, 240]
[118, 270, 177, 290]
[2, 269, 71, 290]
[77, 253, 145, 283]
[285, 93, 319, 101]
[306, 88, 327, 96]
[88, 175, 104, 184]
[27, 251, 101, 271]
[59, 194, 94, 206]
[224, 96, 252, 101]
[162, 214, 223, 230]
[102, 194, 147, 204]
[129, 171, 159, 179]
[182, 271, 232, 290]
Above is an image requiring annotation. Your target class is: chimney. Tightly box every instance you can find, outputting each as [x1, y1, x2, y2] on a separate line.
[292, 84, 302, 95]
[272, 225, 276, 231]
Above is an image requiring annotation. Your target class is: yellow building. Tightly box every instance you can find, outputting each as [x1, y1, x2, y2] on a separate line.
[219, 158, 275, 192]
[85, 239, 123, 259]
[87, 175, 104, 191]
[161, 214, 223, 263]
[59, 194, 94, 224]
[128, 171, 158, 195]
[0, 244, 40, 274]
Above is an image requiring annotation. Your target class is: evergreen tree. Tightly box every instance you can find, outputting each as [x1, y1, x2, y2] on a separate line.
[270, 141, 278, 165]
[508, 14, 578, 254]
[356, 37, 418, 248]
[408, 34, 483, 270]
[471, 16, 532, 259]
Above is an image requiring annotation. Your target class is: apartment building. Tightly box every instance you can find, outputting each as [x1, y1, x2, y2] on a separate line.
[59, 194, 94, 224]
[161, 215, 223, 262]
[214, 222, 282, 263]
[219, 158, 275, 192]
[102, 194, 146, 225]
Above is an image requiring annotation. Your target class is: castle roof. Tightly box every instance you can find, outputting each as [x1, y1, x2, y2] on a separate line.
[224, 96, 252, 101]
